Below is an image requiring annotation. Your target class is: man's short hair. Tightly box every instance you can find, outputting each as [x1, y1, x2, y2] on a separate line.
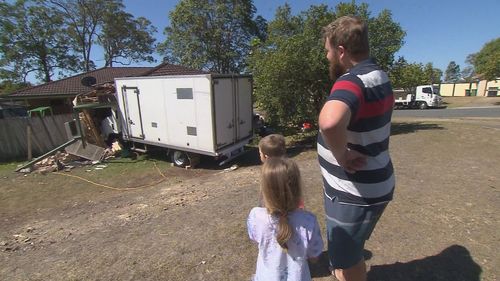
[322, 16, 369, 58]
[258, 134, 286, 157]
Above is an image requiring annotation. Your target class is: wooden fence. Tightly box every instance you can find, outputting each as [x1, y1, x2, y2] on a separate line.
[0, 114, 74, 161]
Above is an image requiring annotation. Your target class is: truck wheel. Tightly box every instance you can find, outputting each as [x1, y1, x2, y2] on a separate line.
[419, 102, 428, 110]
[171, 151, 190, 167]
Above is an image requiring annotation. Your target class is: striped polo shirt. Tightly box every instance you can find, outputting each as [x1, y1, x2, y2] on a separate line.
[317, 58, 395, 206]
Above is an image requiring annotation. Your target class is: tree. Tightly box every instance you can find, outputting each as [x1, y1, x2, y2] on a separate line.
[460, 53, 477, 82]
[470, 38, 500, 80]
[367, 10, 406, 71]
[444, 61, 461, 82]
[389, 59, 442, 92]
[249, 4, 333, 126]
[389, 57, 427, 92]
[98, 11, 157, 67]
[388, 56, 407, 89]
[461, 66, 475, 82]
[0, 80, 31, 96]
[423, 63, 442, 84]
[0, 0, 78, 83]
[1, 0, 160, 84]
[48, 0, 123, 72]
[158, 0, 266, 73]
[249, 2, 405, 126]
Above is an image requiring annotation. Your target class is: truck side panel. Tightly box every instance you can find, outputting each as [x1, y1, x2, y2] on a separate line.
[136, 79, 169, 143]
[163, 76, 214, 152]
[115, 76, 216, 154]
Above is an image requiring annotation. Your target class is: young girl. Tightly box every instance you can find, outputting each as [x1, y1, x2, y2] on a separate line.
[247, 157, 324, 281]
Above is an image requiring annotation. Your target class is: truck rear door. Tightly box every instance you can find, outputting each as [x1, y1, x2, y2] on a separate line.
[121, 86, 144, 139]
[212, 76, 253, 150]
[235, 77, 253, 140]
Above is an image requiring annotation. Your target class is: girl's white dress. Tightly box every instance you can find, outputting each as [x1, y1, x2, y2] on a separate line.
[247, 207, 324, 281]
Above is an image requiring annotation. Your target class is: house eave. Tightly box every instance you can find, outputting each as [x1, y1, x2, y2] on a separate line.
[7, 93, 79, 100]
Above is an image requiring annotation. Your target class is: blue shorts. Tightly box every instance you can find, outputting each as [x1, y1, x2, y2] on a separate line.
[324, 195, 388, 269]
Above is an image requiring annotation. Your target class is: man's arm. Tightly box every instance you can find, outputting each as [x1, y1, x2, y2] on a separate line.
[318, 100, 366, 173]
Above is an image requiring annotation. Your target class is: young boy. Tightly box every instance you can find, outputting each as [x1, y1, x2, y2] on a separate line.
[258, 134, 286, 162]
[258, 134, 305, 209]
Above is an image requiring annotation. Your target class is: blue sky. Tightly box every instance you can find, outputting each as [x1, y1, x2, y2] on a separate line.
[120, 0, 499, 73]
[13, 0, 498, 82]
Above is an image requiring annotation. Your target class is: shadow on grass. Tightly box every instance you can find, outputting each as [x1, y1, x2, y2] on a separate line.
[391, 122, 445, 136]
[113, 145, 254, 170]
[229, 146, 261, 168]
[311, 246, 480, 281]
[367, 245, 481, 281]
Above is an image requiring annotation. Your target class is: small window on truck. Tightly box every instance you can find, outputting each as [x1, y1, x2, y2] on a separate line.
[177, 88, 193, 99]
[422, 87, 432, 94]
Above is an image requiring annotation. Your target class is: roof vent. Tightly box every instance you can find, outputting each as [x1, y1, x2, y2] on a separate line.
[81, 76, 97, 87]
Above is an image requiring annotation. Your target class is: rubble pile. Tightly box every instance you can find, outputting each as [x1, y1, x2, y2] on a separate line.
[17, 83, 124, 174]
[74, 83, 116, 106]
[74, 83, 118, 148]
[21, 141, 124, 174]
[30, 152, 86, 174]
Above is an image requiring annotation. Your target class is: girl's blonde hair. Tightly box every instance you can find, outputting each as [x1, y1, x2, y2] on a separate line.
[260, 157, 303, 250]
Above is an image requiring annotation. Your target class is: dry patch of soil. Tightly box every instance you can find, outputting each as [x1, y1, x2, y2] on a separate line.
[1, 118, 499, 280]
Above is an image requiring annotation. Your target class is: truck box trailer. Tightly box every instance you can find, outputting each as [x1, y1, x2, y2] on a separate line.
[114, 74, 253, 167]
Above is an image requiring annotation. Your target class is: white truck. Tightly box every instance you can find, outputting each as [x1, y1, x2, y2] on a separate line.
[114, 74, 253, 167]
[394, 85, 443, 109]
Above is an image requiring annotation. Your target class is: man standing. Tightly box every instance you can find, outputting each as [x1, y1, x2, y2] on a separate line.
[317, 16, 395, 281]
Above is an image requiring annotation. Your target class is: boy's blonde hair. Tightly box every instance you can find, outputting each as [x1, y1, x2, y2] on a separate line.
[261, 157, 302, 250]
[258, 134, 286, 157]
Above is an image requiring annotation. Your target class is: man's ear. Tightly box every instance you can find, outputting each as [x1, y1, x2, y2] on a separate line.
[337, 45, 346, 59]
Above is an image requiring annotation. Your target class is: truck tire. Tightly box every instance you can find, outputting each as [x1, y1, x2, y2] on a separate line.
[419, 102, 428, 110]
[171, 151, 190, 167]
[170, 151, 201, 168]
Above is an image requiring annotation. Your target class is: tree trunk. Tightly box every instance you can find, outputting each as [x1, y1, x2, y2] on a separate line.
[40, 46, 52, 83]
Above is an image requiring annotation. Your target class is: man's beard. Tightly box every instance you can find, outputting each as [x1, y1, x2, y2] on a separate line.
[329, 57, 347, 81]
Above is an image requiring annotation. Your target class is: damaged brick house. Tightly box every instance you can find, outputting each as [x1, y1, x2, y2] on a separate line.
[6, 63, 207, 115]
[7, 67, 154, 115]
[3, 63, 207, 163]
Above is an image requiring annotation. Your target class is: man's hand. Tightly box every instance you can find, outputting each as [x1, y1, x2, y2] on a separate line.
[337, 148, 367, 174]
[319, 100, 367, 173]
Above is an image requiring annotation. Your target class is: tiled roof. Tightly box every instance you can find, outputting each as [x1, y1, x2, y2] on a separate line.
[142, 62, 209, 76]
[8, 67, 153, 98]
[8, 63, 210, 98]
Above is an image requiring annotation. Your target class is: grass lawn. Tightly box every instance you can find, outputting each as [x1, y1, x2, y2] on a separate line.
[442, 96, 500, 108]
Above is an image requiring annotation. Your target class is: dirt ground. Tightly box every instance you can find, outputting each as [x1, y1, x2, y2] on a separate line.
[1, 116, 499, 281]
